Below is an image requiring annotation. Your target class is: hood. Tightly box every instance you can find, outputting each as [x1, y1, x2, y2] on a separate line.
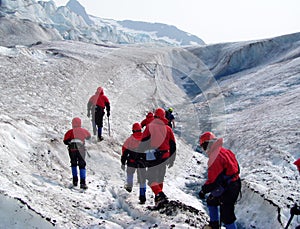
[96, 87, 104, 95]
[72, 117, 81, 128]
[154, 108, 165, 119]
[146, 112, 153, 118]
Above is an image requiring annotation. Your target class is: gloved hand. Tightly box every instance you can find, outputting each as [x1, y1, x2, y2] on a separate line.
[107, 111, 110, 117]
[121, 164, 125, 171]
[291, 204, 300, 215]
[198, 190, 206, 199]
[87, 111, 90, 118]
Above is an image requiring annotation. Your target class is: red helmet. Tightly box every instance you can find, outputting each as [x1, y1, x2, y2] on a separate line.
[199, 131, 216, 146]
[132, 122, 142, 132]
[154, 108, 165, 119]
[146, 112, 153, 118]
[72, 117, 81, 128]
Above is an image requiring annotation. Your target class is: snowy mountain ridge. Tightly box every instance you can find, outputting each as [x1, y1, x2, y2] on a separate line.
[0, 0, 205, 47]
[187, 32, 300, 79]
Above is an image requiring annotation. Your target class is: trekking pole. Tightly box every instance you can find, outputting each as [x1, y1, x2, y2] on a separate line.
[285, 203, 300, 229]
[107, 117, 110, 136]
[284, 213, 294, 229]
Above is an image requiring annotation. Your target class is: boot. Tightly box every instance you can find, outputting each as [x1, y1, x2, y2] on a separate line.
[124, 184, 132, 192]
[154, 192, 168, 209]
[80, 179, 88, 189]
[72, 176, 78, 186]
[139, 187, 146, 204]
[97, 128, 103, 141]
[139, 195, 146, 204]
[203, 221, 219, 229]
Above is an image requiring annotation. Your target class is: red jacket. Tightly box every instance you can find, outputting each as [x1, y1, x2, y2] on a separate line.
[202, 138, 240, 193]
[294, 158, 300, 171]
[95, 87, 110, 108]
[63, 127, 91, 145]
[141, 112, 154, 128]
[122, 132, 142, 153]
[121, 132, 143, 164]
[141, 117, 176, 159]
[63, 118, 91, 145]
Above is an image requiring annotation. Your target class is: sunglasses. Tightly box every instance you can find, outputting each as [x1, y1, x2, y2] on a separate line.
[201, 139, 216, 151]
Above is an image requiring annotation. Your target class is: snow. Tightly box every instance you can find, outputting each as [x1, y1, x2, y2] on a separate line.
[0, 41, 208, 228]
[0, 0, 300, 228]
[0, 31, 300, 228]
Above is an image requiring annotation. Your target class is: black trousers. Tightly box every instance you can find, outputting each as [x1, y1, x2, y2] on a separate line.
[95, 106, 105, 127]
[68, 150, 86, 169]
[207, 178, 241, 225]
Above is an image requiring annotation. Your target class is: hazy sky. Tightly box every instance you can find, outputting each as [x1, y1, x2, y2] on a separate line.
[52, 0, 300, 44]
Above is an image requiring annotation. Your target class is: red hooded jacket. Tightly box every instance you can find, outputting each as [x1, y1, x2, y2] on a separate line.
[141, 117, 176, 159]
[121, 132, 143, 165]
[294, 158, 300, 171]
[63, 118, 91, 145]
[202, 138, 240, 193]
[141, 112, 154, 128]
[95, 87, 110, 108]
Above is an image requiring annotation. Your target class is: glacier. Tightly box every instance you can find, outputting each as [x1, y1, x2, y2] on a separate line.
[0, 0, 205, 47]
[0, 0, 300, 228]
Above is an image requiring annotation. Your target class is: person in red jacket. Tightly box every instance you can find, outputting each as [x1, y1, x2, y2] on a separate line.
[121, 122, 147, 204]
[94, 87, 110, 141]
[63, 117, 91, 189]
[141, 112, 154, 128]
[87, 92, 98, 136]
[139, 107, 176, 209]
[198, 132, 241, 229]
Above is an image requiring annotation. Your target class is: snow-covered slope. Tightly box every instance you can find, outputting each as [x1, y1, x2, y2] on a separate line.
[0, 41, 209, 228]
[0, 0, 205, 47]
[173, 33, 300, 228]
[0, 31, 300, 228]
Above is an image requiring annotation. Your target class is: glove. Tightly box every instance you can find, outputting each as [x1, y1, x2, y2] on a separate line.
[87, 112, 90, 118]
[291, 204, 300, 215]
[198, 190, 206, 199]
[107, 110, 110, 117]
[121, 164, 125, 171]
